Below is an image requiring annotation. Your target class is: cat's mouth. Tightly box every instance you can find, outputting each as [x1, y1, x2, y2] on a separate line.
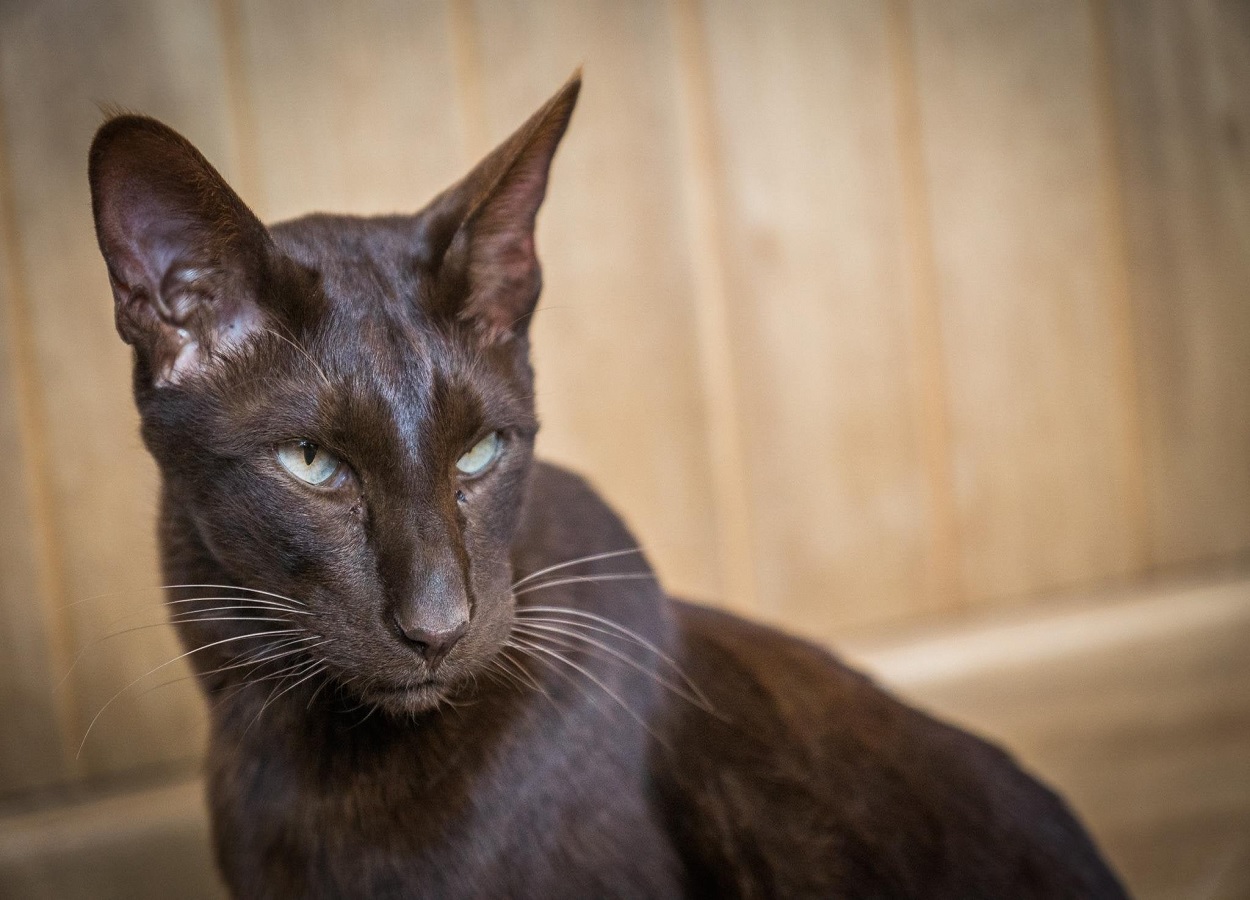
[362, 677, 453, 715]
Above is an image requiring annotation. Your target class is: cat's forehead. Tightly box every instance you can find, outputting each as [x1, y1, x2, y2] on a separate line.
[269, 213, 432, 322]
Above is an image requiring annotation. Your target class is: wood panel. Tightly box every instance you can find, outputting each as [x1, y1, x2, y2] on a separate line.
[232, 0, 468, 222]
[465, 0, 722, 601]
[907, 0, 1145, 603]
[693, 0, 942, 636]
[1105, 0, 1250, 568]
[0, 91, 68, 795]
[0, 0, 237, 776]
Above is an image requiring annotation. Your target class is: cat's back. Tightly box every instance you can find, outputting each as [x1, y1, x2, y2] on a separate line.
[658, 603, 1128, 898]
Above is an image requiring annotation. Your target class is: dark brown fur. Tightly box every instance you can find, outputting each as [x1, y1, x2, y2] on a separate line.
[89, 75, 1128, 898]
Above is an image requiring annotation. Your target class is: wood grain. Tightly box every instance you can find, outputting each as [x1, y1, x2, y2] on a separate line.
[663, 0, 759, 617]
[0, 87, 69, 795]
[1105, 0, 1250, 568]
[907, 0, 1146, 604]
[463, 0, 722, 602]
[231, 0, 469, 221]
[0, 0, 236, 777]
[693, 0, 940, 635]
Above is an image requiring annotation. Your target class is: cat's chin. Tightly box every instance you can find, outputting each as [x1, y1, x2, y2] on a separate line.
[360, 679, 456, 717]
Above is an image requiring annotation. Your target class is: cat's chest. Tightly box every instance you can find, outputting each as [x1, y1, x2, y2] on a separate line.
[209, 708, 682, 898]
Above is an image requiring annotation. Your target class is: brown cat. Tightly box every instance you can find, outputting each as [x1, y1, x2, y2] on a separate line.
[88, 74, 1127, 898]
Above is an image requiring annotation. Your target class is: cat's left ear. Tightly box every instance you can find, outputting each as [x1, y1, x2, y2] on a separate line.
[415, 71, 580, 341]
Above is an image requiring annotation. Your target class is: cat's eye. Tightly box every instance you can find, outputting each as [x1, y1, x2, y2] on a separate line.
[456, 432, 502, 477]
[277, 440, 343, 486]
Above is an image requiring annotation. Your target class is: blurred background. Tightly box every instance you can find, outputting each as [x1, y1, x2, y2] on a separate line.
[0, 0, 1247, 897]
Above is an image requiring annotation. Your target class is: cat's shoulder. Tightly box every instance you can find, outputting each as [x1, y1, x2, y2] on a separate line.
[661, 601, 1127, 897]
[519, 460, 638, 551]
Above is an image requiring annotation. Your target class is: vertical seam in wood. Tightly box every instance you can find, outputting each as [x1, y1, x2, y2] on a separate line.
[885, 0, 964, 612]
[666, 0, 759, 617]
[0, 78, 80, 777]
[1089, 0, 1153, 574]
[216, 0, 264, 212]
[448, 0, 490, 160]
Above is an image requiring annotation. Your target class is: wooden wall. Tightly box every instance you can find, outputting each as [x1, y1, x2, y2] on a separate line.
[0, 0, 1246, 892]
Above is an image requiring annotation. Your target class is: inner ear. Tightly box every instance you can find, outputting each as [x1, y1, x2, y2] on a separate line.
[414, 71, 581, 342]
[89, 116, 273, 385]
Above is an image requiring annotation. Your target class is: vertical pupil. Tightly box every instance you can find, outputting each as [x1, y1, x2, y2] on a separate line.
[301, 441, 317, 466]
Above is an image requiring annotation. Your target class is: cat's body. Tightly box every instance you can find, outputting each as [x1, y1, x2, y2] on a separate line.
[89, 75, 1127, 898]
[185, 462, 1123, 898]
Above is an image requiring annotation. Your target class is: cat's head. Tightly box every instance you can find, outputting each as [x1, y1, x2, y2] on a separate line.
[88, 75, 580, 715]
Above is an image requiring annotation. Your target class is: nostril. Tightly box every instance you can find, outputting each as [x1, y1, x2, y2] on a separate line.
[395, 616, 469, 667]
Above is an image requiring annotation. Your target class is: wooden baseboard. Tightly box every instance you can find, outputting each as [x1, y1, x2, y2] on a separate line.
[845, 574, 1250, 900]
[0, 778, 223, 899]
[2, 574, 1247, 899]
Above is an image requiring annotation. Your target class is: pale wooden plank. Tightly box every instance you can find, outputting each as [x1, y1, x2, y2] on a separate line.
[0, 0, 236, 776]
[691, 0, 943, 635]
[233, 0, 469, 222]
[1105, 0, 1250, 567]
[908, 0, 1145, 603]
[0, 89, 69, 795]
[658, 0, 759, 617]
[465, 0, 722, 601]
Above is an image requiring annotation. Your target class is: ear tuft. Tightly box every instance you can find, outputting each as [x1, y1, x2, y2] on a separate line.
[415, 71, 581, 341]
[89, 116, 271, 385]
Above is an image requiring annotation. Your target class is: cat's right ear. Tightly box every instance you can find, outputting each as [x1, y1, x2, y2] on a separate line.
[89, 116, 271, 386]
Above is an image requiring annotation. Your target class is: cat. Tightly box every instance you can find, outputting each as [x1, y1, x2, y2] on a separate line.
[88, 73, 1127, 898]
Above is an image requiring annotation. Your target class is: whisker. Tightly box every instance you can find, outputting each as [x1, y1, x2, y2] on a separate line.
[97, 596, 306, 637]
[76, 628, 304, 758]
[134, 637, 328, 702]
[514, 607, 714, 711]
[512, 573, 655, 598]
[347, 697, 381, 730]
[263, 325, 332, 389]
[488, 650, 549, 704]
[261, 655, 327, 700]
[497, 648, 549, 699]
[244, 658, 326, 735]
[510, 548, 641, 590]
[306, 669, 334, 711]
[163, 598, 308, 614]
[233, 634, 318, 665]
[507, 635, 667, 748]
[165, 658, 309, 710]
[59, 614, 300, 689]
[506, 637, 616, 723]
[483, 658, 523, 695]
[210, 653, 324, 711]
[511, 623, 713, 713]
[64, 583, 309, 610]
[164, 585, 309, 608]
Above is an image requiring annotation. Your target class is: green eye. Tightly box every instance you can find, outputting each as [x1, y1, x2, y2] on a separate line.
[277, 440, 342, 486]
[456, 432, 502, 476]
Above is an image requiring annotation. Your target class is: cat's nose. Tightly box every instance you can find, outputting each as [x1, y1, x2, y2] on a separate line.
[395, 616, 469, 668]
